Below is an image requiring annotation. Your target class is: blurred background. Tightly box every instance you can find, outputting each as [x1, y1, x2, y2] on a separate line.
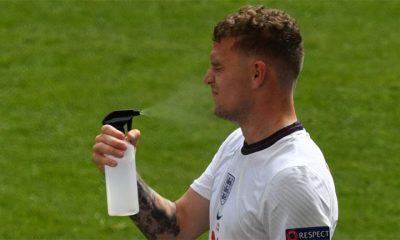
[0, 0, 399, 239]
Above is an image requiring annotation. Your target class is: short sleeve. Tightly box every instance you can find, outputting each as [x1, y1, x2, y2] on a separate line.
[265, 166, 335, 240]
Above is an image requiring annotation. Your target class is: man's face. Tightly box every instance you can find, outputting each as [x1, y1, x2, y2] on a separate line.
[204, 38, 254, 122]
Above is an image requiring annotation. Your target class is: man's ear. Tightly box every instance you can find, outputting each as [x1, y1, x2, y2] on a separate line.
[251, 60, 267, 89]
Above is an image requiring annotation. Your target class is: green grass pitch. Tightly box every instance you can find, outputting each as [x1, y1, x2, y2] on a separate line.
[0, 0, 399, 239]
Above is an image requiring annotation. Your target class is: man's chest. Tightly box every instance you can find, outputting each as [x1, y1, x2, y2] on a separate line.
[209, 164, 269, 239]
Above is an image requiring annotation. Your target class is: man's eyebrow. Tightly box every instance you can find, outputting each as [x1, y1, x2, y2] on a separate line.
[211, 61, 220, 66]
[210, 58, 221, 66]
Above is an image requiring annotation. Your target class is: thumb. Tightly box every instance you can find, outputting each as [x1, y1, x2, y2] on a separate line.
[127, 129, 141, 146]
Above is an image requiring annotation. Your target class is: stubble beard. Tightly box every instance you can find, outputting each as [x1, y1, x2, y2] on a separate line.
[213, 101, 252, 124]
[214, 107, 236, 122]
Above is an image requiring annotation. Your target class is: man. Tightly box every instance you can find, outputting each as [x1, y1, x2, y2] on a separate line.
[92, 5, 338, 240]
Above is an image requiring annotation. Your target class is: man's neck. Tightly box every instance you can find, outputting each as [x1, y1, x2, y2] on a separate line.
[239, 100, 297, 145]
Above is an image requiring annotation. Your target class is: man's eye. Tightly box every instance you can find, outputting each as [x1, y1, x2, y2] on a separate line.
[213, 67, 223, 72]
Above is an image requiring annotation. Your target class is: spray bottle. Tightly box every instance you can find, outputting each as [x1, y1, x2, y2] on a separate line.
[102, 109, 141, 216]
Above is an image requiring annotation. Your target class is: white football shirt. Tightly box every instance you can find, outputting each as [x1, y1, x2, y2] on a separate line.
[191, 122, 338, 240]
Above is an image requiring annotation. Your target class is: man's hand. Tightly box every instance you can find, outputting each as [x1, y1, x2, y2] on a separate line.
[91, 125, 209, 239]
[92, 124, 141, 171]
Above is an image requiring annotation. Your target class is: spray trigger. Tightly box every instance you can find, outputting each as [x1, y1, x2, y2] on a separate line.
[102, 109, 141, 133]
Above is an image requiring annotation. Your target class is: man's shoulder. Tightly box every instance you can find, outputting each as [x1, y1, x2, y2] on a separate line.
[212, 128, 244, 163]
[226, 128, 243, 141]
[219, 128, 244, 149]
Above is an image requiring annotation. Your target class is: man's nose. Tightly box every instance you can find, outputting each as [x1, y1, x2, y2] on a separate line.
[203, 69, 214, 85]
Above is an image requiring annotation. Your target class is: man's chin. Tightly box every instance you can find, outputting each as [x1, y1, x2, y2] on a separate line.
[214, 108, 235, 122]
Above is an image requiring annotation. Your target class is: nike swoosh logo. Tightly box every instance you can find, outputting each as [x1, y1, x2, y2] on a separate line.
[216, 211, 223, 220]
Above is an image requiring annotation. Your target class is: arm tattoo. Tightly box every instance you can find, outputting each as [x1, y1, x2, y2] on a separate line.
[129, 176, 180, 239]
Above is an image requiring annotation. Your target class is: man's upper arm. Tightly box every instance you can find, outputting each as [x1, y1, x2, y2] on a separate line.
[266, 166, 336, 240]
[175, 188, 210, 239]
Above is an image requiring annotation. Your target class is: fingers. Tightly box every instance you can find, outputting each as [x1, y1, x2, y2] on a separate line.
[92, 140, 125, 159]
[95, 133, 127, 152]
[92, 125, 142, 173]
[92, 124, 133, 172]
[101, 124, 126, 140]
[92, 151, 117, 172]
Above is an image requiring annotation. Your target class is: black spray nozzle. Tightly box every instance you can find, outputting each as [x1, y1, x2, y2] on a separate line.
[102, 109, 141, 133]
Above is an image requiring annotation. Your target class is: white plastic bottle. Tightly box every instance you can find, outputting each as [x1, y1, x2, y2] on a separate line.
[105, 142, 139, 216]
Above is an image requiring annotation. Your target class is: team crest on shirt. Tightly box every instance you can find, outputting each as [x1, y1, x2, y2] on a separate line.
[220, 173, 235, 205]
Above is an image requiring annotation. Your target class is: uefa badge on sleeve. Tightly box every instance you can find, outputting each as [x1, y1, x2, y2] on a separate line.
[286, 226, 330, 240]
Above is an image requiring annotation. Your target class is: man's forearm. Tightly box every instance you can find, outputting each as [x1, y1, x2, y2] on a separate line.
[129, 176, 180, 239]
